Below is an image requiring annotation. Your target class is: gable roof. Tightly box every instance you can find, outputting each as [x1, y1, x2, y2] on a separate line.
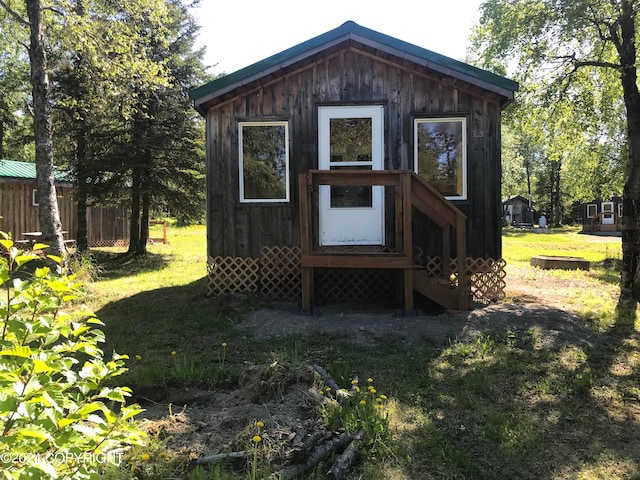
[190, 21, 519, 113]
[502, 195, 531, 205]
[0, 159, 74, 185]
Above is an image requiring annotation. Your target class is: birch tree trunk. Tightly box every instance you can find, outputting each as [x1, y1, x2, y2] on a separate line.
[26, 0, 64, 260]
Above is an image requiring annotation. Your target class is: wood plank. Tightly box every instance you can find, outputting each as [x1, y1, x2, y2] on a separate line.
[308, 170, 401, 187]
[301, 254, 412, 269]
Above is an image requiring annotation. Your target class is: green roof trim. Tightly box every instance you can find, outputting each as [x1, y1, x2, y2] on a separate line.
[0, 159, 74, 184]
[189, 21, 518, 108]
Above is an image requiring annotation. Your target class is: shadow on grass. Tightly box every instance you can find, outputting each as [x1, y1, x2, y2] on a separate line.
[591, 258, 623, 286]
[382, 304, 640, 479]
[92, 250, 170, 280]
[96, 279, 262, 392]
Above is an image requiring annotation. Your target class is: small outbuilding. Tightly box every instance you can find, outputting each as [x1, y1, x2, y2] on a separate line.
[0, 159, 130, 246]
[502, 195, 533, 228]
[190, 21, 518, 311]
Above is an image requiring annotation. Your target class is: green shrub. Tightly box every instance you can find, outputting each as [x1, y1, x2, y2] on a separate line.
[0, 233, 145, 479]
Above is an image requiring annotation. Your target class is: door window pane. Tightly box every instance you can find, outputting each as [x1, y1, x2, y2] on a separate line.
[329, 118, 372, 162]
[329, 166, 373, 208]
[329, 118, 373, 207]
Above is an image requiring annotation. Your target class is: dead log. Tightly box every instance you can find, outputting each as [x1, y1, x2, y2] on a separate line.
[286, 429, 325, 463]
[327, 428, 366, 480]
[269, 431, 353, 480]
[196, 450, 246, 465]
[312, 364, 350, 402]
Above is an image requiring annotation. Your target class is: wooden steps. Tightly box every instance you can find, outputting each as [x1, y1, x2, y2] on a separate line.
[413, 269, 471, 311]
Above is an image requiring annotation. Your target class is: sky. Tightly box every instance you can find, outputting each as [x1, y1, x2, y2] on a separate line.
[193, 0, 485, 76]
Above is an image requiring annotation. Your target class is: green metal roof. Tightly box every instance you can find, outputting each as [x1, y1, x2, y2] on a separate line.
[0, 159, 74, 184]
[190, 21, 519, 111]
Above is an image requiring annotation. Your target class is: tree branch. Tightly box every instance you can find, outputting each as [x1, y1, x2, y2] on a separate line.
[574, 59, 624, 70]
[0, 0, 30, 26]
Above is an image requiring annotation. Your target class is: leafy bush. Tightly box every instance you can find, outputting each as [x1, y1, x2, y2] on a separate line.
[0, 233, 145, 479]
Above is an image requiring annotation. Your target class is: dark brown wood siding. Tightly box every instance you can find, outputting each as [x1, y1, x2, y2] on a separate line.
[205, 47, 503, 259]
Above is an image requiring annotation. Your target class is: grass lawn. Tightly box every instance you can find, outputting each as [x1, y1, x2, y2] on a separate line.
[91, 222, 640, 479]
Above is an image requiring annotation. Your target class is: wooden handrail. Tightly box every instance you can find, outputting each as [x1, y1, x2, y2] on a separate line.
[298, 169, 469, 311]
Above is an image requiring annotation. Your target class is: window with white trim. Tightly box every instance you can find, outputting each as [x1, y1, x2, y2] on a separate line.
[32, 189, 38, 206]
[618, 203, 623, 218]
[239, 121, 290, 203]
[414, 117, 467, 200]
[586, 204, 596, 218]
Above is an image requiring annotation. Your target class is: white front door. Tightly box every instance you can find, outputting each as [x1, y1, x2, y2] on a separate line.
[318, 105, 385, 246]
[601, 202, 614, 225]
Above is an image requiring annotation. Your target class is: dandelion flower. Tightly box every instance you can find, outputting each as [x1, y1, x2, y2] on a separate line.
[380, 394, 387, 400]
[359, 399, 366, 405]
[376, 404, 384, 410]
[252, 435, 262, 443]
[367, 377, 374, 383]
[325, 386, 331, 392]
[171, 351, 177, 355]
[355, 386, 360, 392]
[135, 355, 142, 360]
[256, 421, 264, 428]
[351, 379, 358, 385]
[369, 387, 377, 394]
[221, 342, 228, 348]
[376, 397, 383, 403]
[141, 453, 150, 461]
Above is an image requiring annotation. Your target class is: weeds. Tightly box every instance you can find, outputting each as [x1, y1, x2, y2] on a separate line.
[319, 377, 393, 459]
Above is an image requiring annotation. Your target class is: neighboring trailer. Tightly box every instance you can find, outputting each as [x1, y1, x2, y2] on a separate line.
[581, 197, 622, 233]
[0, 160, 129, 246]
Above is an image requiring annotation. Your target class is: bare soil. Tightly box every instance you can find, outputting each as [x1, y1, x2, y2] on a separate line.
[137, 255, 614, 473]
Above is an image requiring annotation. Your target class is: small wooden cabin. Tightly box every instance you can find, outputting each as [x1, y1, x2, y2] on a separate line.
[0, 160, 130, 246]
[581, 197, 622, 233]
[502, 195, 533, 227]
[190, 21, 518, 311]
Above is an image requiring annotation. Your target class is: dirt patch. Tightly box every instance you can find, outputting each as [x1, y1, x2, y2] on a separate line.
[138, 365, 320, 463]
[240, 301, 597, 350]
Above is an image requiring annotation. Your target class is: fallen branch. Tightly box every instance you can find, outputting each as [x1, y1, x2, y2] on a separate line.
[196, 450, 246, 465]
[327, 428, 366, 480]
[269, 431, 353, 480]
[286, 429, 325, 463]
[312, 364, 350, 402]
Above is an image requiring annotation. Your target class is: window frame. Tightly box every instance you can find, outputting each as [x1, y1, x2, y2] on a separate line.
[586, 203, 597, 218]
[238, 120, 290, 204]
[413, 116, 467, 200]
[32, 188, 39, 207]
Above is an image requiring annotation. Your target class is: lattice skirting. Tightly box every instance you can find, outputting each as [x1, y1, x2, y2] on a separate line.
[88, 239, 129, 248]
[207, 247, 506, 305]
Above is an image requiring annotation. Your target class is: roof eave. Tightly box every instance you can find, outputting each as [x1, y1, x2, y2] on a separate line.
[190, 21, 518, 113]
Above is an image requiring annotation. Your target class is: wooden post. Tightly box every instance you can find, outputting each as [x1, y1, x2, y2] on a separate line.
[456, 214, 468, 309]
[299, 172, 313, 312]
[442, 225, 451, 281]
[401, 172, 414, 312]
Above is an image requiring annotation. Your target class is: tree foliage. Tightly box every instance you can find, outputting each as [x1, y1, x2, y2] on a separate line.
[470, 0, 640, 300]
[0, 233, 145, 479]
